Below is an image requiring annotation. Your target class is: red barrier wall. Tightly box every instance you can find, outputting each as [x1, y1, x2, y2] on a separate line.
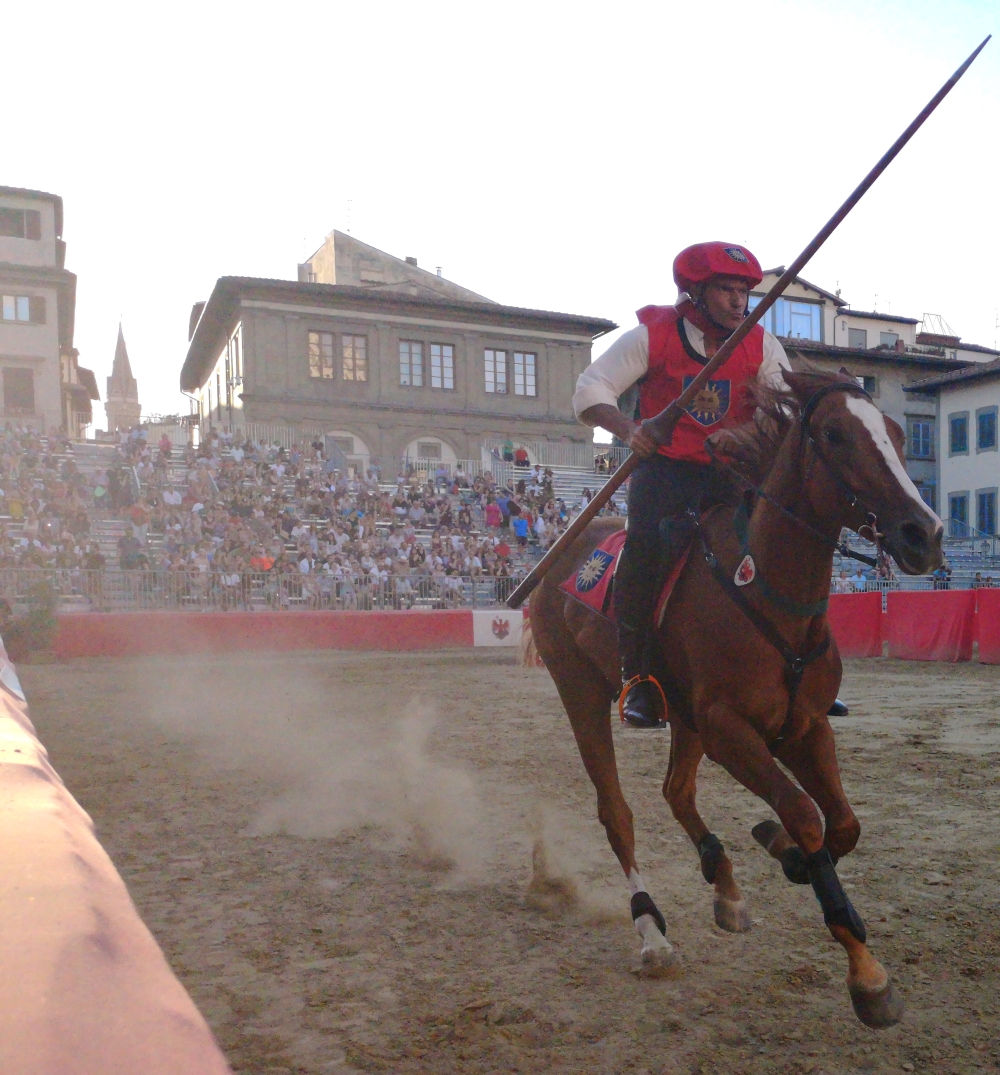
[53, 611, 474, 659]
[976, 589, 1000, 664]
[827, 592, 883, 658]
[886, 590, 976, 662]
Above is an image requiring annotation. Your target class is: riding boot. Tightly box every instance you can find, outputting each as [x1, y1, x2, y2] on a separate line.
[617, 622, 665, 728]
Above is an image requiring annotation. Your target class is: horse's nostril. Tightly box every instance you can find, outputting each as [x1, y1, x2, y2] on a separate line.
[898, 522, 928, 552]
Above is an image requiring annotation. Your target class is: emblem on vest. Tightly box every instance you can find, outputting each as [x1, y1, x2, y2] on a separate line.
[576, 548, 615, 592]
[681, 376, 731, 426]
[734, 554, 756, 586]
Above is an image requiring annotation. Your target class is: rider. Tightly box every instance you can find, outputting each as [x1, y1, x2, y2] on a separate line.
[573, 241, 793, 727]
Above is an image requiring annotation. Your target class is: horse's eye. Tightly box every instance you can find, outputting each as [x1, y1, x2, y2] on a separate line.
[824, 427, 844, 446]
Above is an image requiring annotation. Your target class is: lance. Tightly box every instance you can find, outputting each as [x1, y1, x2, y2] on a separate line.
[507, 34, 990, 611]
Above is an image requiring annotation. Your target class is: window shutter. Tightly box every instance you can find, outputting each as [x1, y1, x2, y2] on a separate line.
[25, 210, 41, 240]
[29, 296, 46, 323]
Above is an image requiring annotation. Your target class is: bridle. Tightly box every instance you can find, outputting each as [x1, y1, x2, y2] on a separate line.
[694, 380, 894, 751]
[707, 380, 892, 575]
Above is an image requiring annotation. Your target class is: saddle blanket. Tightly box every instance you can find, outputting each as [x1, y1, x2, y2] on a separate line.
[559, 528, 691, 627]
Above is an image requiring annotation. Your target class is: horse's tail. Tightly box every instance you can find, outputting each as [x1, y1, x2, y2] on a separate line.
[521, 613, 545, 669]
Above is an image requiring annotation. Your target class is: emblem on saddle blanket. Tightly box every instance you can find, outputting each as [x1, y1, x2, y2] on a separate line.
[576, 548, 616, 592]
[734, 554, 756, 586]
[681, 375, 730, 427]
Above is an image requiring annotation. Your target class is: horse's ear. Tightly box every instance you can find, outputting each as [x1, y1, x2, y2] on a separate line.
[839, 366, 853, 378]
[780, 367, 815, 400]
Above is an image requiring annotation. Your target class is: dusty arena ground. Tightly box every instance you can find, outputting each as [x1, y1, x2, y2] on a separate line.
[18, 649, 1000, 1075]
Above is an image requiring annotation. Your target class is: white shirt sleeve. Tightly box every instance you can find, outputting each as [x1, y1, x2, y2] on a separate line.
[572, 325, 649, 418]
[572, 320, 790, 421]
[757, 331, 791, 389]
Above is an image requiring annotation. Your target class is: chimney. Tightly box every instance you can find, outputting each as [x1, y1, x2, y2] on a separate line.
[436, 266, 442, 277]
[405, 256, 418, 266]
[894, 338, 906, 354]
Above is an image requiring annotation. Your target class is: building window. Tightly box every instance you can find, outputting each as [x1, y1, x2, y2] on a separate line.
[513, 352, 537, 397]
[918, 483, 936, 512]
[949, 492, 969, 538]
[342, 335, 367, 381]
[978, 489, 997, 536]
[949, 413, 969, 454]
[907, 418, 933, 459]
[417, 441, 442, 460]
[854, 375, 877, 396]
[848, 327, 868, 350]
[399, 341, 423, 386]
[748, 296, 823, 341]
[2, 368, 34, 412]
[308, 331, 335, 379]
[485, 349, 507, 394]
[1, 295, 44, 323]
[977, 407, 997, 452]
[0, 208, 41, 240]
[880, 331, 899, 348]
[430, 343, 454, 389]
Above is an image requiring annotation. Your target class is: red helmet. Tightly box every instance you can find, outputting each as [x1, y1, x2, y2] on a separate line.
[673, 242, 763, 292]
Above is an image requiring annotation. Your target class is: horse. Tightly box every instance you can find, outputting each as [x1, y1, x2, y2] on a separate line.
[529, 368, 943, 1029]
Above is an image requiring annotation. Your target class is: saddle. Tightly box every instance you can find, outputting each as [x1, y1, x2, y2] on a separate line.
[559, 526, 692, 627]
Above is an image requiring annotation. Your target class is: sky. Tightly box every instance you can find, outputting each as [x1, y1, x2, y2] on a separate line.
[2, 0, 997, 430]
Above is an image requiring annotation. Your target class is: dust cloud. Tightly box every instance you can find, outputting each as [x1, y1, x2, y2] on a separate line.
[138, 659, 488, 878]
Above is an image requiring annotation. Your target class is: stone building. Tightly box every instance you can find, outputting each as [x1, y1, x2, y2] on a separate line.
[0, 185, 98, 435]
[105, 326, 141, 432]
[181, 234, 615, 470]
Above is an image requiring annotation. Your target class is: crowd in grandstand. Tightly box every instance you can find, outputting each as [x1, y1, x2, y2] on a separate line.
[0, 423, 633, 607]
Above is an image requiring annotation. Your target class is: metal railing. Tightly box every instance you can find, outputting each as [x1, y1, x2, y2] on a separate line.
[0, 569, 519, 613]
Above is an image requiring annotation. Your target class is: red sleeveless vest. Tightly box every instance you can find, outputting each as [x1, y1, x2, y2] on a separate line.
[636, 305, 765, 465]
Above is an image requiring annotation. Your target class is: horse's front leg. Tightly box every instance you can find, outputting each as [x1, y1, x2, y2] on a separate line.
[663, 721, 751, 932]
[546, 650, 675, 972]
[699, 701, 903, 1030]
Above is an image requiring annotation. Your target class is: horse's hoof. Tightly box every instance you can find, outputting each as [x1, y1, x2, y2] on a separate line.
[713, 895, 752, 933]
[639, 937, 676, 975]
[850, 977, 904, 1029]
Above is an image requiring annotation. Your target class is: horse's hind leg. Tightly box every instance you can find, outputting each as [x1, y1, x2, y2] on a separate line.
[663, 722, 751, 933]
[546, 646, 675, 971]
[700, 701, 902, 1029]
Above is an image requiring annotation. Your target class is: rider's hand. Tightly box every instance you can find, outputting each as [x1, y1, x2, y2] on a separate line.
[626, 422, 659, 459]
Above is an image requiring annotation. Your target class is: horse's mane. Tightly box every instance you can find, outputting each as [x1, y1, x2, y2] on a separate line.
[710, 365, 859, 487]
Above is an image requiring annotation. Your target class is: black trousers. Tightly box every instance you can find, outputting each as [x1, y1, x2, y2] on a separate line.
[613, 454, 729, 673]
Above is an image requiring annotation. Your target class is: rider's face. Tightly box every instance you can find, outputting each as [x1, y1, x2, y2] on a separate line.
[699, 276, 750, 331]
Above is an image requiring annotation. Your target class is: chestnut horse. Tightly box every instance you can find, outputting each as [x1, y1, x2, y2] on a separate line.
[530, 369, 943, 1028]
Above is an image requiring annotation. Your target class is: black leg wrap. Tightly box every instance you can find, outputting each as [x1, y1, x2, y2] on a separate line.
[779, 846, 811, 885]
[630, 891, 666, 936]
[806, 848, 866, 943]
[698, 833, 725, 885]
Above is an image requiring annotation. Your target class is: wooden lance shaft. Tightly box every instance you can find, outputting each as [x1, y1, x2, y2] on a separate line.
[506, 34, 990, 611]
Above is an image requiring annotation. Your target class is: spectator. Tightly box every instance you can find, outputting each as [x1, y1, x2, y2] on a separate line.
[848, 567, 867, 592]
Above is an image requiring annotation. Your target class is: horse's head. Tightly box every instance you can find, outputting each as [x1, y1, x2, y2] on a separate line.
[783, 369, 944, 575]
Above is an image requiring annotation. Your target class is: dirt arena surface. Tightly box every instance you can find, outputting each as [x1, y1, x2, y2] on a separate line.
[19, 649, 1000, 1075]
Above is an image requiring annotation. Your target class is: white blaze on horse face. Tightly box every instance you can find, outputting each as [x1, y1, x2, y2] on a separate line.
[845, 397, 942, 526]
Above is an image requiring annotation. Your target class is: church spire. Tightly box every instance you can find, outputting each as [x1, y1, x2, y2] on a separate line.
[105, 324, 141, 432]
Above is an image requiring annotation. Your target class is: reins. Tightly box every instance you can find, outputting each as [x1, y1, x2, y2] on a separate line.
[694, 380, 891, 749]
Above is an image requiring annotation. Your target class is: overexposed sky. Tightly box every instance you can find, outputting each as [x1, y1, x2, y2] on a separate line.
[2, 0, 997, 427]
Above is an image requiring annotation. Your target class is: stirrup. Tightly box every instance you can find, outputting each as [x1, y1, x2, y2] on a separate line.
[618, 675, 668, 724]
